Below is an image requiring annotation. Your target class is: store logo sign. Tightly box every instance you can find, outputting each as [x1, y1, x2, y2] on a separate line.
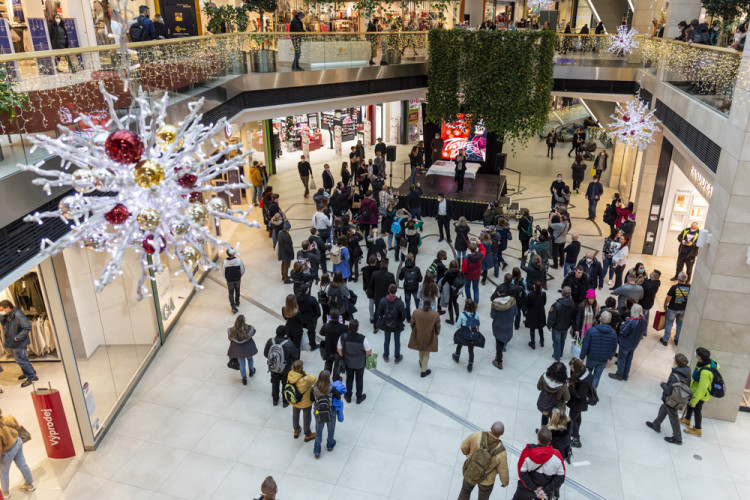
[690, 166, 713, 200]
[41, 409, 61, 445]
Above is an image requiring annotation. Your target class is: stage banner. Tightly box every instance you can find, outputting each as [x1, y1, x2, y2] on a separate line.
[28, 18, 55, 75]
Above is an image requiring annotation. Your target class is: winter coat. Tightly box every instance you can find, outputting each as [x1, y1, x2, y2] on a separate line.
[277, 230, 294, 261]
[460, 431, 510, 487]
[537, 374, 570, 414]
[227, 326, 258, 359]
[462, 246, 486, 281]
[496, 225, 511, 252]
[561, 241, 580, 265]
[660, 365, 691, 404]
[376, 294, 407, 332]
[491, 282, 525, 306]
[615, 206, 633, 228]
[528, 239, 550, 262]
[546, 296, 576, 331]
[297, 249, 320, 277]
[1, 308, 31, 349]
[524, 290, 547, 329]
[369, 269, 397, 304]
[561, 272, 590, 305]
[639, 279, 661, 310]
[617, 315, 646, 351]
[359, 197, 379, 225]
[571, 161, 586, 183]
[408, 308, 441, 352]
[579, 323, 617, 361]
[286, 370, 316, 409]
[454, 224, 470, 251]
[332, 247, 351, 279]
[347, 232, 364, 260]
[399, 260, 423, 292]
[320, 321, 347, 362]
[611, 284, 644, 311]
[521, 257, 547, 290]
[440, 269, 464, 305]
[516, 444, 566, 498]
[567, 370, 594, 412]
[481, 242, 495, 271]
[366, 235, 387, 262]
[550, 422, 572, 463]
[690, 359, 720, 406]
[361, 265, 378, 299]
[291, 269, 315, 296]
[577, 257, 603, 289]
[491, 296, 517, 343]
[282, 308, 304, 347]
[574, 301, 598, 333]
[296, 293, 321, 325]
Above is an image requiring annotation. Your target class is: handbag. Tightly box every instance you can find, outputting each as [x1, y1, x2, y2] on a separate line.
[365, 353, 378, 370]
[17, 426, 31, 444]
[227, 357, 240, 370]
[590, 168, 597, 177]
[653, 310, 666, 331]
[570, 335, 582, 359]
[309, 177, 317, 190]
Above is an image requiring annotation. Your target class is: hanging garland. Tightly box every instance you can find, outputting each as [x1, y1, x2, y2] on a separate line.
[426, 29, 555, 146]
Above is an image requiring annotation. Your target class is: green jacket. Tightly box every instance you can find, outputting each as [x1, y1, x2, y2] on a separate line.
[690, 359, 718, 407]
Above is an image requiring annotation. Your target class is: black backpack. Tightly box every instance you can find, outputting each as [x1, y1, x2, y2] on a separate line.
[403, 267, 420, 291]
[483, 210, 496, 227]
[380, 300, 399, 330]
[129, 17, 147, 42]
[603, 203, 618, 225]
[702, 366, 726, 398]
[312, 387, 333, 423]
[361, 202, 371, 221]
[537, 389, 558, 414]
[450, 274, 465, 296]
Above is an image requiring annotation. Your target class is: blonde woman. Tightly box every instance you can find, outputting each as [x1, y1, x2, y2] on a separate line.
[548, 407, 572, 470]
[453, 217, 470, 262]
[228, 315, 258, 385]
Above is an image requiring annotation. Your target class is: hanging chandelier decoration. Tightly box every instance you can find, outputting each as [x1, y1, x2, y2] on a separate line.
[608, 95, 661, 149]
[526, 0, 554, 13]
[608, 24, 639, 55]
[20, 86, 259, 299]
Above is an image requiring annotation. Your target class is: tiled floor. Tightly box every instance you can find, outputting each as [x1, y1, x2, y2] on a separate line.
[6, 135, 749, 499]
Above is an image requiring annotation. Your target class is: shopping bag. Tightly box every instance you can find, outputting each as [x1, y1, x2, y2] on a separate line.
[590, 168, 597, 177]
[653, 311, 666, 331]
[309, 177, 317, 190]
[570, 335, 582, 359]
[365, 353, 378, 370]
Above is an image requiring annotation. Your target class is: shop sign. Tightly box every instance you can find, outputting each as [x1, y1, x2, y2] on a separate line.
[407, 108, 419, 142]
[689, 165, 713, 200]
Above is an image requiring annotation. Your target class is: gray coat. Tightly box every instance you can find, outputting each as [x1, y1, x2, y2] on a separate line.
[490, 296, 517, 343]
[227, 326, 258, 358]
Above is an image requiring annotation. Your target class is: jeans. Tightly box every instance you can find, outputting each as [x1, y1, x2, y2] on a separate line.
[456, 250, 466, 262]
[411, 206, 422, 220]
[663, 309, 684, 343]
[652, 403, 681, 440]
[383, 330, 401, 357]
[448, 296, 459, 323]
[293, 406, 312, 435]
[685, 400, 705, 429]
[252, 185, 263, 205]
[602, 256, 614, 281]
[465, 279, 480, 303]
[313, 419, 336, 455]
[643, 309, 651, 334]
[387, 232, 394, 249]
[410, 166, 417, 185]
[588, 198, 598, 219]
[585, 358, 607, 387]
[529, 327, 544, 344]
[13, 348, 36, 379]
[227, 280, 241, 309]
[563, 261, 575, 277]
[569, 409, 582, 439]
[493, 253, 506, 276]
[238, 356, 254, 378]
[404, 290, 419, 317]
[455, 344, 474, 363]
[615, 348, 634, 379]
[458, 479, 493, 500]
[1, 438, 33, 493]
[345, 367, 364, 399]
[551, 328, 567, 361]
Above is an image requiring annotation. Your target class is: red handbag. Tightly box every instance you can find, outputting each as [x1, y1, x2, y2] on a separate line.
[653, 311, 666, 331]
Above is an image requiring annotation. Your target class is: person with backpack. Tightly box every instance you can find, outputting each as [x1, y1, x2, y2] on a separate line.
[296, 283, 321, 351]
[452, 298, 483, 373]
[479, 232, 496, 286]
[409, 299, 441, 378]
[517, 209, 534, 258]
[221, 248, 245, 313]
[546, 287, 576, 362]
[227, 315, 258, 385]
[337, 320, 372, 404]
[264, 326, 299, 407]
[457, 421, 509, 500]
[382, 201, 398, 250]
[462, 240, 486, 304]
[681, 347, 722, 438]
[358, 190, 379, 236]
[320, 308, 347, 374]
[130, 6, 155, 41]
[513, 427, 566, 500]
[646, 353, 692, 445]
[491, 294, 517, 370]
[579, 310, 617, 387]
[376, 283, 407, 363]
[442, 260, 465, 325]
[331, 236, 351, 280]
[311, 370, 341, 458]
[537, 362, 570, 426]
[661, 271, 690, 346]
[285, 360, 317, 441]
[361, 256, 379, 325]
[328, 272, 354, 320]
[399, 253, 423, 317]
[369, 260, 396, 332]
[427, 250, 448, 284]
[454, 217, 471, 264]
[567, 358, 594, 448]
[346, 227, 363, 283]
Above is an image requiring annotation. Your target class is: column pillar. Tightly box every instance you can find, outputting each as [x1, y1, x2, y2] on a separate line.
[663, 0, 702, 38]
[679, 49, 750, 421]
[630, 131, 663, 252]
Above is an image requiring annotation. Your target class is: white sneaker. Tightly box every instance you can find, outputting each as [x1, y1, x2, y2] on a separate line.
[607, 279, 612, 286]
[3, 491, 10, 498]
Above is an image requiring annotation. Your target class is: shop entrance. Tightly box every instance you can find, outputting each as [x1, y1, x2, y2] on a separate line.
[655, 163, 709, 258]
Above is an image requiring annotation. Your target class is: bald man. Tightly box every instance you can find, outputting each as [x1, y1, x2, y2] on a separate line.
[458, 421, 509, 500]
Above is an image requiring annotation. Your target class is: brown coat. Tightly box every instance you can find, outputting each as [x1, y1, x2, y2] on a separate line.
[460, 431, 510, 487]
[408, 308, 441, 352]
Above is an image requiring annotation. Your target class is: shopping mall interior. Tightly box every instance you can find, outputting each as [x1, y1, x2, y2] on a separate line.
[0, 0, 749, 498]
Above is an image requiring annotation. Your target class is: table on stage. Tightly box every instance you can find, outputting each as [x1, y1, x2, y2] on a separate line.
[425, 160, 481, 188]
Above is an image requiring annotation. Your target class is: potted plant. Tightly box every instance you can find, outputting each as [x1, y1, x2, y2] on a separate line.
[244, 0, 278, 72]
[0, 67, 29, 159]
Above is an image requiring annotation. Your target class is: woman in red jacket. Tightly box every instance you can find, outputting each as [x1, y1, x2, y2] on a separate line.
[461, 238, 486, 304]
[358, 190, 379, 236]
[614, 201, 634, 229]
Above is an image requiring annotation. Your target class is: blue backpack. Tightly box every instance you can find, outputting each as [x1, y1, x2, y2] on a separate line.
[391, 217, 403, 235]
[461, 313, 481, 342]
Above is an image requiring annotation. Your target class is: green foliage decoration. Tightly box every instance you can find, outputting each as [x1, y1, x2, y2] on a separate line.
[700, 0, 749, 22]
[426, 29, 555, 148]
[0, 68, 29, 119]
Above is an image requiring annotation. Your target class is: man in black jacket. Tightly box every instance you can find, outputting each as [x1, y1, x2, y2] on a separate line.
[561, 266, 589, 306]
[374, 137, 387, 158]
[296, 283, 321, 351]
[264, 326, 300, 407]
[320, 308, 348, 374]
[577, 252, 603, 290]
[646, 353, 691, 444]
[368, 259, 396, 332]
[222, 249, 245, 313]
[639, 270, 661, 329]
[297, 155, 313, 197]
[376, 284, 407, 363]
[289, 11, 306, 71]
[547, 287, 576, 362]
[277, 221, 294, 283]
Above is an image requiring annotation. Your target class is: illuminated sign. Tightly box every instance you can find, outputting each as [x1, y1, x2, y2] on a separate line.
[689, 165, 713, 200]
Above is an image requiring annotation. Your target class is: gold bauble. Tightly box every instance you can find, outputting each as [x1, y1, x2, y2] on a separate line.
[169, 220, 190, 236]
[72, 169, 95, 193]
[132, 160, 165, 188]
[206, 196, 228, 213]
[185, 203, 209, 225]
[83, 233, 107, 251]
[180, 245, 200, 267]
[137, 208, 161, 231]
[155, 124, 182, 149]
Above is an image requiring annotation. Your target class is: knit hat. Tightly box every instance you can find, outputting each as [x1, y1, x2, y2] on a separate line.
[586, 289, 596, 299]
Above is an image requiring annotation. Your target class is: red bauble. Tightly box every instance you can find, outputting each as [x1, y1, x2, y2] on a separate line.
[105, 130, 144, 164]
[105, 203, 131, 225]
[142, 234, 166, 254]
[622, 114, 630, 122]
[188, 191, 200, 203]
[630, 130, 635, 135]
[177, 174, 198, 188]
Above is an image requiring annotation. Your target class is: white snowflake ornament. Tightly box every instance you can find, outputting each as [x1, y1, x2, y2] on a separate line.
[608, 96, 661, 149]
[608, 25, 639, 55]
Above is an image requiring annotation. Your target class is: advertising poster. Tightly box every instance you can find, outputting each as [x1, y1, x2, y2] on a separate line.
[301, 126, 310, 157]
[389, 117, 399, 144]
[11, 0, 23, 22]
[28, 18, 55, 75]
[0, 19, 19, 80]
[408, 98, 421, 142]
[159, 0, 199, 37]
[363, 120, 371, 147]
[334, 125, 342, 155]
[63, 19, 84, 70]
[441, 114, 487, 161]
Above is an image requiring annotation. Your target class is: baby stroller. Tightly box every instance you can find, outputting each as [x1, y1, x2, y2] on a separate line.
[581, 140, 597, 161]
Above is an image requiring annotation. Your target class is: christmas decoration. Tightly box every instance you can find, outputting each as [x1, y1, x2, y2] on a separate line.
[20, 88, 260, 299]
[526, 0, 554, 12]
[608, 24, 639, 56]
[608, 95, 661, 149]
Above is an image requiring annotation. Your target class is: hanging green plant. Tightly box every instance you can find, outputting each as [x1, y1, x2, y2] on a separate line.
[426, 29, 555, 149]
[0, 68, 29, 119]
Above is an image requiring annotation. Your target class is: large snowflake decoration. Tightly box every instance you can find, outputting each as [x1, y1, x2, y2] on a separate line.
[608, 96, 661, 149]
[20, 85, 259, 299]
[608, 25, 639, 55]
[527, 0, 554, 13]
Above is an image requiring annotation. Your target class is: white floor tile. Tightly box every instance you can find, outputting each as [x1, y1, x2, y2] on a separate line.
[389, 457, 454, 500]
[337, 447, 402, 496]
[111, 442, 188, 491]
[157, 452, 232, 499]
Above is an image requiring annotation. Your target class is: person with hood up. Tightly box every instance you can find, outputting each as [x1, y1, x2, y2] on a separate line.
[537, 362, 570, 426]
[680, 347, 720, 437]
[490, 294, 516, 370]
[579, 310, 617, 387]
[320, 309, 347, 374]
[577, 252, 603, 290]
[227, 315, 258, 385]
[222, 249, 245, 313]
[609, 304, 647, 381]
[286, 360, 317, 441]
[513, 427, 566, 500]
[441, 260, 465, 325]
[296, 283, 321, 351]
[409, 299, 441, 378]
[462, 239, 486, 304]
[376, 284, 407, 363]
[546, 287, 576, 362]
[567, 358, 594, 448]
[646, 353, 692, 444]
